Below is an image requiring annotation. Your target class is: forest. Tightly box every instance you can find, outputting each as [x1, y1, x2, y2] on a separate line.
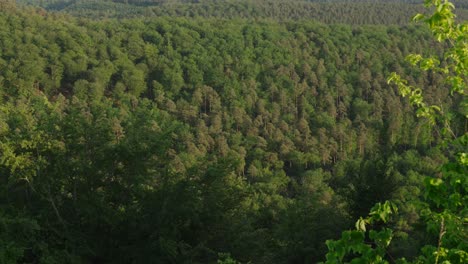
[0, 0, 466, 263]
[14, 0, 468, 22]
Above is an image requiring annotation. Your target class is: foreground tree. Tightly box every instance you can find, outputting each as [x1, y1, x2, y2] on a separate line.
[323, 0, 467, 263]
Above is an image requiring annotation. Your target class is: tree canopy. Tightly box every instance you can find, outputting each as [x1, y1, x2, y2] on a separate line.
[0, 0, 466, 263]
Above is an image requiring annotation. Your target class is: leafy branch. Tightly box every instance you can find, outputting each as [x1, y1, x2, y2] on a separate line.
[324, 1, 467, 263]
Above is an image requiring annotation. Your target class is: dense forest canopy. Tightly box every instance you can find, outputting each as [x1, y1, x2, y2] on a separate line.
[15, 0, 468, 23]
[1, 0, 466, 263]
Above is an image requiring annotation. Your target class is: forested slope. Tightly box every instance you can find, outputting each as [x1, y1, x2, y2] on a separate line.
[16, 0, 468, 23]
[1, 2, 466, 264]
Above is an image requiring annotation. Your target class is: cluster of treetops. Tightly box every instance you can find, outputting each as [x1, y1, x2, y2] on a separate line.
[15, 0, 468, 23]
[0, 0, 466, 263]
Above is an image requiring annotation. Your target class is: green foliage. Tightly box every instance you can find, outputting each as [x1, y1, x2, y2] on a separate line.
[218, 253, 242, 264]
[389, 0, 467, 125]
[0, 1, 465, 263]
[16, 0, 468, 24]
[322, 201, 397, 264]
[329, 0, 467, 263]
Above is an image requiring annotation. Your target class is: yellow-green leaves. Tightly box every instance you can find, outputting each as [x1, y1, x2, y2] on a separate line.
[355, 217, 367, 232]
[459, 153, 468, 165]
[418, 0, 457, 42]
[388, 72, 439, 124]
[389, 0, 467, 127]
[323, 201, 397, 263]
[369, 201, 398, 223]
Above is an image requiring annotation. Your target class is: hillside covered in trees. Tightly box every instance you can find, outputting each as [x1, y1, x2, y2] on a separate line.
[1, 0, 466, 263]
[15, 0, 468, 23]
